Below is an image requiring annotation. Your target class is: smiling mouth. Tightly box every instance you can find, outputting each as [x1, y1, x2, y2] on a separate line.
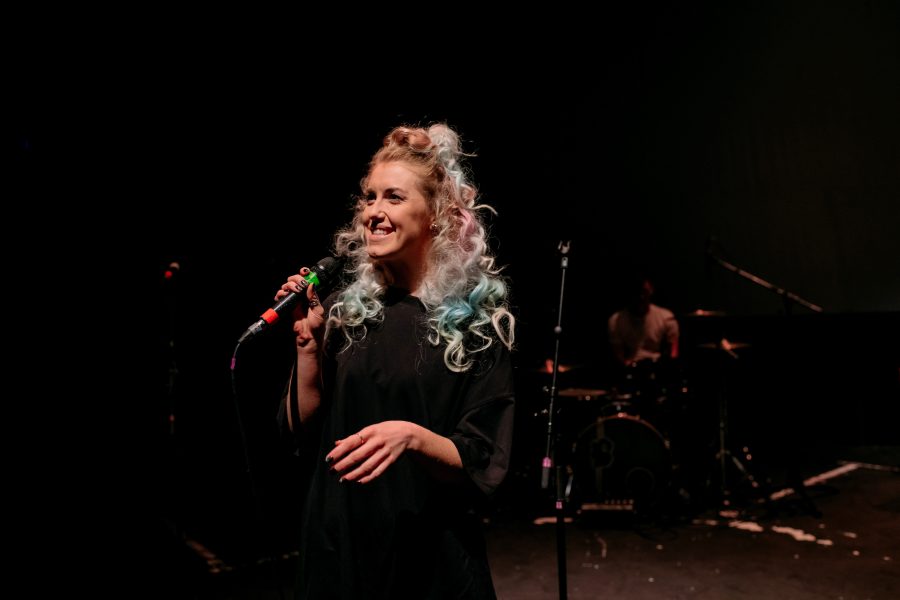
[369, 225, 394, 237]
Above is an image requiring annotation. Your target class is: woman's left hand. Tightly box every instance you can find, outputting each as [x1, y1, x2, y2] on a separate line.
[326, 421, 420, 484]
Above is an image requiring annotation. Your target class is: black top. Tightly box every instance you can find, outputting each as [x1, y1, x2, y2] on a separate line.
[285, 289, 515, 599]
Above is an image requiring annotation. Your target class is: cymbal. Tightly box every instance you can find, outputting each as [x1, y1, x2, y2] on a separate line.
[532, 360, 583, 374]
[685, 309, 728, 317]
[558, 388, 608, 398]
[697, 338, 751, 350]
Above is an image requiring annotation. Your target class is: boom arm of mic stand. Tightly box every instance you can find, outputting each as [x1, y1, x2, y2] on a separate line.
[709, 253, 823, 313]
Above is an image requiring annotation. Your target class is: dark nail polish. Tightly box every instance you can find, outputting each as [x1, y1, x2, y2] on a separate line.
[325, 456, 332, 463]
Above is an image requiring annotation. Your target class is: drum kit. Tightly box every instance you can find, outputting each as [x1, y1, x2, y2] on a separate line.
[552, 362, 680, 513]
[535, 312, 755, 516]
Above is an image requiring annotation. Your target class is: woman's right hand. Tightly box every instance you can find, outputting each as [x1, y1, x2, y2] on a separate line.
[275, 266, 327, 351]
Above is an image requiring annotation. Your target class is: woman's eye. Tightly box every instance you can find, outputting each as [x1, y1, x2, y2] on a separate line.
[362, 192, 403, 204]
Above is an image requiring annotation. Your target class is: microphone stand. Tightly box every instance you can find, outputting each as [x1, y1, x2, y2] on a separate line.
[708, 249, 823, 517]
[163, 266, 179, 438]
[541, 240, 571, 600]
[160, 262, 183, 546]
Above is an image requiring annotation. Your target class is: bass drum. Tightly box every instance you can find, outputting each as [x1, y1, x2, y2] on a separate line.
[571, 413, 671, 509]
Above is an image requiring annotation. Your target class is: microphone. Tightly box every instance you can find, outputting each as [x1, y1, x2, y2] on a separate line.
[238, 256, 345, 343]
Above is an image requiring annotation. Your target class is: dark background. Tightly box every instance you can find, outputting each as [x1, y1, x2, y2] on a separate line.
[14, 1, 898, 591]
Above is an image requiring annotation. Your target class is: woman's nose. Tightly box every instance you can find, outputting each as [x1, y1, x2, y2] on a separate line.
[365, 198, 385, 218]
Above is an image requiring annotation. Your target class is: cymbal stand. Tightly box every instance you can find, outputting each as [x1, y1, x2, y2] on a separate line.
[707, 242, 823, 517]
[711, 340, 757, 507]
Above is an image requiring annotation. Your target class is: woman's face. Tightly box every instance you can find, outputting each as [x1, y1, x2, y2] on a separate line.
[362, 161, 434, 270]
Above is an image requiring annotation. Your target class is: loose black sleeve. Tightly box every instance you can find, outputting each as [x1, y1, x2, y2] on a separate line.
[449, 395, 514, 496]
[448, 342, 516, 497]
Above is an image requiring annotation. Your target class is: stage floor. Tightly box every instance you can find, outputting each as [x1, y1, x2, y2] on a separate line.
[488, 460, 898, 599]
[148, 449, 898, 599]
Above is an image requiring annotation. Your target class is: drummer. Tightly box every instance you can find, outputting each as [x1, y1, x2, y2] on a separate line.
[608, 273, 679, 372]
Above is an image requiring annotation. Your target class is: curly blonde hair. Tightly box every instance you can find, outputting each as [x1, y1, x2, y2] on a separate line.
[328, 124, 514, 372]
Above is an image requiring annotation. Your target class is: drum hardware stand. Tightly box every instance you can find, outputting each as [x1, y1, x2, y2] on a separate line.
[711, 339, 758, 508]
[540, 240, 572, 600]
[707, 240, 823, 517]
